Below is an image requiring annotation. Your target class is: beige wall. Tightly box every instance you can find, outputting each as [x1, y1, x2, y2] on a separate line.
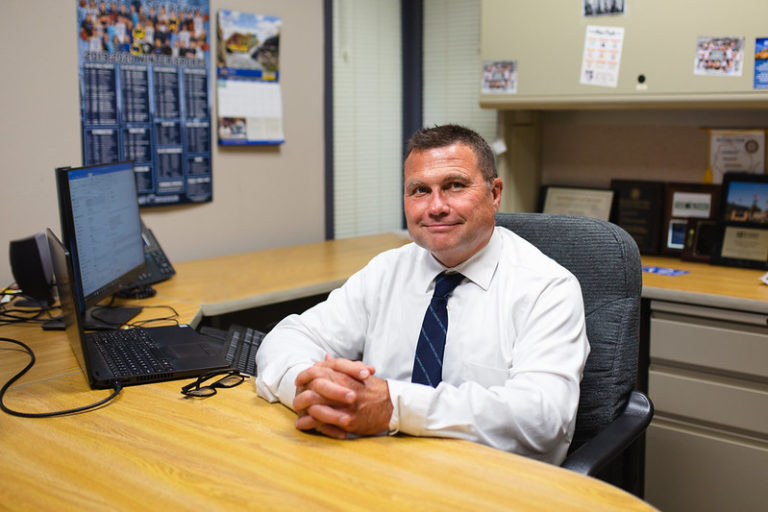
[0, 0, 325, 288]
[540, 109, 768, 188]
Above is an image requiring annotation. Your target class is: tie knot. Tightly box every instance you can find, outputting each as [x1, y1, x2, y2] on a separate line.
[433, 272, 464, 299]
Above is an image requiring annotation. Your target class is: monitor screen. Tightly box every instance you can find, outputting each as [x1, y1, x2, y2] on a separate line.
[56, 161, 146, 309]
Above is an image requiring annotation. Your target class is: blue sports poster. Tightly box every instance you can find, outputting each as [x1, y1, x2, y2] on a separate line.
[76, 0, 212, 206]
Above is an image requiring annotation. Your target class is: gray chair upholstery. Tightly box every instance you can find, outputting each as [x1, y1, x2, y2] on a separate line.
[495, 213, 653, 494]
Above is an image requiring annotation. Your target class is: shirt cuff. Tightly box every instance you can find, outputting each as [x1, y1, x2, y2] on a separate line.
[386, 378, 435, 436]
[277, 362, 312, 409]
[386, 379, 400, 434]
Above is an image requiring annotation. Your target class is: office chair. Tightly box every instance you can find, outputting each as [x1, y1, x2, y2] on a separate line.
[495, 213, 653, 496]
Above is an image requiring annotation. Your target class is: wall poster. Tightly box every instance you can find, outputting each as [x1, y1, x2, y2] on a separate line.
[77, 0, 213, 207]
[755, 37, 768, 89]
[216, 10, 283, 145]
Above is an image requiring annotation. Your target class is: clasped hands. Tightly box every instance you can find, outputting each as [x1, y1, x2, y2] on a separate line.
[292, 354, 393, 440]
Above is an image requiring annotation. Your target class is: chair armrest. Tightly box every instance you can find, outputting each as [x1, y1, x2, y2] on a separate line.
[561, 391, 654, 476]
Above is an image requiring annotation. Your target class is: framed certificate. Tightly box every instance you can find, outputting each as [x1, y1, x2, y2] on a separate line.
[711, 172, 768, 269]
[713, 225, 768, 269]
[539, 186, 614, 221]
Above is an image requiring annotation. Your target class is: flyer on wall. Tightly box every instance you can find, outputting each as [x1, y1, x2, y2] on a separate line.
[76, 0, 213, 207]
[580, 25, 624, 88]
[216, 10, 283, 145]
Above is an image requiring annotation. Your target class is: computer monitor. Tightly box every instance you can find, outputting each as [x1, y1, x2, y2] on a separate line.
[55, 161, 147, 327]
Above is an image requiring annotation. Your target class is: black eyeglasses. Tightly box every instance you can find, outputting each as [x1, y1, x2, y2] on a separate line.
[181, 370, 247, 398]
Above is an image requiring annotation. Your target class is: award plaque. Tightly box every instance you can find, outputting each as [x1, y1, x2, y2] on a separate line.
[539, 186, 614, 221]
[661, 183, 721, 256]
[610, 180, 665, 254]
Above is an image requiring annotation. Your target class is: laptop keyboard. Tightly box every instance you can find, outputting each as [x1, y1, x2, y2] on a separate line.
[197, 324, 266, 376]
[89, 328, 173, 377]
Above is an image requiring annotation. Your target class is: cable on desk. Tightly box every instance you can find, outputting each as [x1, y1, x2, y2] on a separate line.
[0, 337, 122, 418]
[90, 298, 180, 329]
[126, 304, 179, 327]
[0, 285, 59, 327]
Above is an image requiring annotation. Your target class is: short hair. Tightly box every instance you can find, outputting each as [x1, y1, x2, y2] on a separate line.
[404, 124, 497, 184]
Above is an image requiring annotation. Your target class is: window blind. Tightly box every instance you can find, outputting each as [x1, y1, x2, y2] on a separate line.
[423, 0, 496, 142]
[332, 0, 403, 238]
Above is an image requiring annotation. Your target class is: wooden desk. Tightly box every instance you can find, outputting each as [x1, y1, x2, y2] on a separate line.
[0, 235, 654, 511]
[641, 255, 768, 313]
[155, 233, 412, 319]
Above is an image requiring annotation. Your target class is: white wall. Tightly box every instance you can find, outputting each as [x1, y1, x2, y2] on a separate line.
[0, 0, 325, 288]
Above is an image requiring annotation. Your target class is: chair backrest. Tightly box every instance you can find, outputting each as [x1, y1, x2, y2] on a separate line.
[495, 213, 642, 451]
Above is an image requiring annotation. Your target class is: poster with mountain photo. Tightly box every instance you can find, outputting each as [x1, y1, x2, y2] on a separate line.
[216, 10, 283, 145]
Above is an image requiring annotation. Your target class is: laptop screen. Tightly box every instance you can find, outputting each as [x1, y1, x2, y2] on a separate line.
[46, 229, 89, 377]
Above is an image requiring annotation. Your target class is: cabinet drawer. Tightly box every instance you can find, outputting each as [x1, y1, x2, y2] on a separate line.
[649, 368, 768, 436]
[645, 421, 768, 512]
[650, 316, 768, 378]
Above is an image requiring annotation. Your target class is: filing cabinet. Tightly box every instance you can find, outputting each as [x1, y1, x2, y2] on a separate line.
[645, 300, 768, 512]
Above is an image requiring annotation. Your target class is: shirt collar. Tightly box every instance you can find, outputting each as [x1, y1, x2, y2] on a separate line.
[419, 227, 502, 292]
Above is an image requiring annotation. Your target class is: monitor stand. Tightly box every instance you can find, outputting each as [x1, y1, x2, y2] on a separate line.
[84, 305, 142, 330]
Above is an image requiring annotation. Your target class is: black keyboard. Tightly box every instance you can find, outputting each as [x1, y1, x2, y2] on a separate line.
[89, 328, 173, 377]
[199, 324, 265, 376]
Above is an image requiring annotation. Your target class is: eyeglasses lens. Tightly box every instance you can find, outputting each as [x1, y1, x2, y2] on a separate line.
[215, 374, 244, 388]
[181, 371, 245, 397]
[184, 386, 217, 397]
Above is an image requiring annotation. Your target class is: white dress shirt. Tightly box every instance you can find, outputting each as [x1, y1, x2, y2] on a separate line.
[255, 226, 589, 465]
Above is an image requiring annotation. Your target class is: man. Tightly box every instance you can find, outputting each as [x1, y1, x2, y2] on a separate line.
[256, 124, 589, 464]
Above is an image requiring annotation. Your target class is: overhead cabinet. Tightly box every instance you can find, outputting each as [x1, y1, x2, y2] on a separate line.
[480, 0, 768, 109]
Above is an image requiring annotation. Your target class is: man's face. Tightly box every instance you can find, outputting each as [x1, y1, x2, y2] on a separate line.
[403, 143, 502, 268]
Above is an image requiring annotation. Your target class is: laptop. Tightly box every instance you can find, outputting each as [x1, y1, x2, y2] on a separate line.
[47, 228, 229, 389]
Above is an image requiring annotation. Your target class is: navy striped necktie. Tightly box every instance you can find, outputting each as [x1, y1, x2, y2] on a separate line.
[412, 272, 465, 387]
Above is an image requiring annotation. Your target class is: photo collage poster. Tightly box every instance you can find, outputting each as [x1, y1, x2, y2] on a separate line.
[77, 0, 213, 206]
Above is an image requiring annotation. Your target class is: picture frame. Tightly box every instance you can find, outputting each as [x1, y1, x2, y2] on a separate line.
[661, 183, 720, 256]
[539, 185, 614, 221]
[711, 172, 768, 269]
[681, 219, 719, 262]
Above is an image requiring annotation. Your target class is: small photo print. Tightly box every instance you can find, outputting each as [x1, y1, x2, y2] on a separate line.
[218, 117, 247, 140]
[482, 61, 517, 94]
[694, 36, 744, 76]
[583, 0, 626, 17]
